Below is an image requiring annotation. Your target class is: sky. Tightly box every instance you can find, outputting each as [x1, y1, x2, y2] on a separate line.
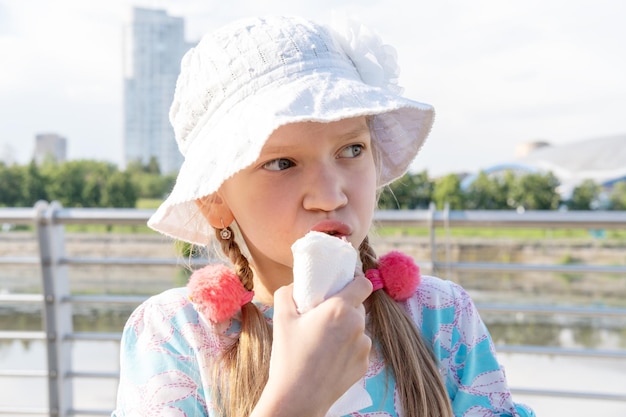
[0, 0, 624, 176]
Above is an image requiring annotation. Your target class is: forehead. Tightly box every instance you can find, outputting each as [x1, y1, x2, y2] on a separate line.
[264, 116, 370, 147]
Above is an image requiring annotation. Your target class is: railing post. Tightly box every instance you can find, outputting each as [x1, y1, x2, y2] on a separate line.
[36, 201, 73, 417]
[443, 202, 451, 279]
[428, 202, 437, 275]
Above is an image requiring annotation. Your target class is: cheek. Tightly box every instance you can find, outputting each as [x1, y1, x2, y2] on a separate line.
[231, 186, 295, 235]
[363, 158, 379, 201]
[352, 163, 378, 213]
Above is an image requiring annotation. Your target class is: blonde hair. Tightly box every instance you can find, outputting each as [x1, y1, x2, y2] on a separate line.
[210, 227, 453, 417]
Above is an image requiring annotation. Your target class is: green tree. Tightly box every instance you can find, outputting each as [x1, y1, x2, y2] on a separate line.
[508, 172, 560, 210]
[609, 182, 626, 210]
[126, 156, 160, 175]
[146, 156, 161, 175]
[378, 170, 433, 209]
[102, 171, 138, 208]
[82, 176, 104, 207]
[568, 179, 602, 210]
[465, 172, 508, 209]
[21, 161, 49, 205]
[0, 163, 24, 206]
[408, 170, 434, 209]
[126, 158, 174, 200]
[432, 174, 464, 209]
[131, 172, 174, 199]
[46, 162, 88, 206]
[125, 159, 145, 175]
[46, 160, 117, 207]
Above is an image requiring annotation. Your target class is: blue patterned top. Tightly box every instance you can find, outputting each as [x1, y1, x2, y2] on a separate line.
[112, 275, 534, 416]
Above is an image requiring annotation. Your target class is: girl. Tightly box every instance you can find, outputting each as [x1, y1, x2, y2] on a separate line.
[113, 15, 534, 417]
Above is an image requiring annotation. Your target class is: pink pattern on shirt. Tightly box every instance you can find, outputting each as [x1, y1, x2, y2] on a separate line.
[125, 370, 202, 417]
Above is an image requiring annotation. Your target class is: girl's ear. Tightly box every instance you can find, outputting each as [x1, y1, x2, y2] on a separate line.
[195, 194, 235, 229]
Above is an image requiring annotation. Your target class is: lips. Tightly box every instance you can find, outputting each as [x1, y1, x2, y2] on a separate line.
[310, 220, 351, 238]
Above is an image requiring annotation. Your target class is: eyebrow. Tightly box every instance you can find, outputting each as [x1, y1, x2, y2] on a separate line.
[260, 144, 299, 156]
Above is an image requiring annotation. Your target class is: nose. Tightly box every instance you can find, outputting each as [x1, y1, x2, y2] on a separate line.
[302, 164, 348, 212]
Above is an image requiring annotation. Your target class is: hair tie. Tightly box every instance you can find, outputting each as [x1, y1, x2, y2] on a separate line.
[188, 264, 254, 324]
[365, 251, 420, 301]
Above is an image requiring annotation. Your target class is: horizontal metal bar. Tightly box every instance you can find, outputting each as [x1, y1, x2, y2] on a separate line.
[511, 387, 626, 402]
[437, 261, 626, 274]
[0, 256, 40, 265]
[0, 207, 39, 225]
[64, 294, 149, 304]
[48, 208, 155, 225]
[61, 296, 625, 318]
[0, 293, 44, 303]
[76, 258, 623, 274]
[5, 207, 626, 229]
[495, 344, 626, 358]
[0, 331, 45, 340]
[59, 256, 207, 267]
[0, 370, 47, 377]
[374, 209, 626, 229]
[478, 304, 626, 317]
[71, 256, 622, 275]
[69, 409, 114, 416]
[64, 332, 122, 342]
[67, 370, 119, 379]
[0, 408, 48, 415]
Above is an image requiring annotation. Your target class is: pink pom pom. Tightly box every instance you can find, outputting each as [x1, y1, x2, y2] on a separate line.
[187, 264, 251, 323]
[377, 251, 420, 301]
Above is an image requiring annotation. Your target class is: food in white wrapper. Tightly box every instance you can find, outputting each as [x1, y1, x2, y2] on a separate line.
[291, 231, 372, 416]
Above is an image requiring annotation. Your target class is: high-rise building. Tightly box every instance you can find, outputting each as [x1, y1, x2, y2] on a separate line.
[34, 133, 67, 164]
[123, 8, 194, 174]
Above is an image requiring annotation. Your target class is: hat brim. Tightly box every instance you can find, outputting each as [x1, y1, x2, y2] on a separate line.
[148, 68, 434, 245]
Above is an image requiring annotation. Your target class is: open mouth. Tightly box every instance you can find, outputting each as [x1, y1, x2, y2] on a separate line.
[310, 220, 351, 239]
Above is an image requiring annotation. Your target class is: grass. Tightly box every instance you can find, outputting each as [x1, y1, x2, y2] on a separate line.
[63, 224, 154, 233]
[136, 198, 163, 209]
[38, 224, 626, 241]
[375, 226, 626, 241]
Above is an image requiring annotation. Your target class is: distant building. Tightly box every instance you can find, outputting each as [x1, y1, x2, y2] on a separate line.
[462, 134, 626, 199]
[34, 133, 67, 164]
[514, 140, 550, 158]
[123, 7, 195, 174]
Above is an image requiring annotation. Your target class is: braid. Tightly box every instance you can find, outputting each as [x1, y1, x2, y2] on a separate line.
[359, 235, 378, 271]
[215, 226, 254, 290]
[212, 226, 272, 416]
[359, 236, 453, 417]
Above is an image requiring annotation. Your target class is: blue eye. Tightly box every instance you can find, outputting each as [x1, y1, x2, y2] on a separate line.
[263, 158, 295, 171]
[340, 144, 364, 158]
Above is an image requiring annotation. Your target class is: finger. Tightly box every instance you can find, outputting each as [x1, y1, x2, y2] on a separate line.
[273, 284, 298, 318]
[331, 274, 372, 308]
[355, 302, 366, 317]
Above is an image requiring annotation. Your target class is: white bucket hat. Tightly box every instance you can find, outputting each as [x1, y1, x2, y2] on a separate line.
[148, 15, 434, 245]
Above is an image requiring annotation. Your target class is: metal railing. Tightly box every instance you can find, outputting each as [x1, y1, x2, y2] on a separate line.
[1, 201, 625, 416]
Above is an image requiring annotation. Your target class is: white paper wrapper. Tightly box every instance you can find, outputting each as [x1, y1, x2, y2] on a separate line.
[292, 231, 358, 313]
[291, 231, 372, 416]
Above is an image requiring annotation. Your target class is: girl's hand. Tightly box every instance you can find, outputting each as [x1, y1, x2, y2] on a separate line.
[252, 273, 372, 417]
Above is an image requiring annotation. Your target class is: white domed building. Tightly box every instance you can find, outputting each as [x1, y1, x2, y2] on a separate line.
[462, 135, 626, 200]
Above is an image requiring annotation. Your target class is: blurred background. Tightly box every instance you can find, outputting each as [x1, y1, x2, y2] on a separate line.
[1, 0, 624, 177]
[1, 1, 625, 416]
